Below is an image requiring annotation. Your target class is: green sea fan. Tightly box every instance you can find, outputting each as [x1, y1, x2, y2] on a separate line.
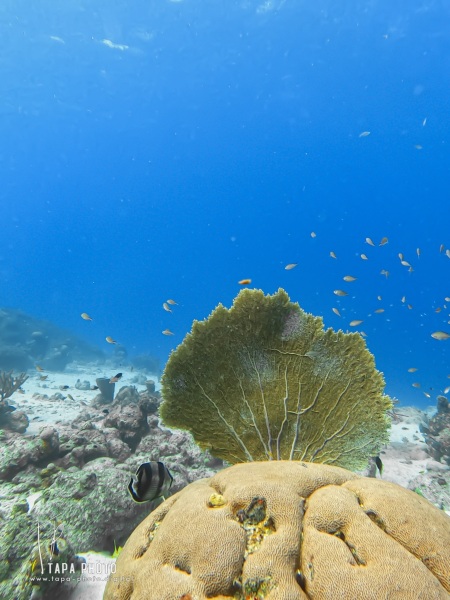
[160, 288, 392, 470]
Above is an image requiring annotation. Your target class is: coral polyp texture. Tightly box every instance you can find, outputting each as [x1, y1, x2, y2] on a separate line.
[160, 288, 392, 470]
[103, 461, 450, 600]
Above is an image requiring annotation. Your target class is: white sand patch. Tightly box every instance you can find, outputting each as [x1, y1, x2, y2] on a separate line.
[66, 552, 116, 600]
[378, 406, 449, 489]
[13, 363, 159, 436]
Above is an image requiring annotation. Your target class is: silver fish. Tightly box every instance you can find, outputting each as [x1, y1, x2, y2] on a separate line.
[128, 461, 173, 503]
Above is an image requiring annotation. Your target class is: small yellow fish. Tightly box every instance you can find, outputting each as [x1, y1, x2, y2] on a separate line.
[412, 382, 421, 388]
[67, 394, 75, 401]
[360, 253, 368, 260]
[105, 336, 117, 344]
[39, 375, 48, 380]
[365, 237, 375, 246]
[329, 251, 337, 259]
[359, 131, 371, 137]
[332, 307, 341, 317]
[380, 269, 389, 277]
[407, 368, 418, 373]
[398, 253, 404, 260]
[163, 302, 172, 312]
[440, 244, 445, 253]
[80, 312, 93, 321]
[35, 365, 44, 372]
[374, 308, 385, 314]
[166, 299, 178, 305]
[379, 237, 388, 246]
[310, 231, 317, 238]
[401, 260, 411, 267]
[416, 248, 420, 258]
[333, 290, 348, 297]
[435, 307, 442, 313]
[284, 263, 298, 270]
[238, 279, 252, 285]
[162, 329, 174, 336]
[349, 320, 363, 326]
[431, 331, 450, 340]
[343, 275, 357, 282]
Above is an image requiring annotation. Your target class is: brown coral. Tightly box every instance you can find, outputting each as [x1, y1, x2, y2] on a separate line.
[103, 461, 450, 600]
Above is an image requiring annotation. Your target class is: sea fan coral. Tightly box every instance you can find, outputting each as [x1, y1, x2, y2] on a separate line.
[160, 289, 392, 470]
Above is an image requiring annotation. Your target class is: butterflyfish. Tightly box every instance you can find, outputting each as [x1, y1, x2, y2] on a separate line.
[128, 461, 173, 503]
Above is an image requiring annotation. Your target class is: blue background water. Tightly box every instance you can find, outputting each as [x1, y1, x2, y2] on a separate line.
[0, 0, 449, 408]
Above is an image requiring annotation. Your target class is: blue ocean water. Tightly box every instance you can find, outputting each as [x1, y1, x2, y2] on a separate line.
[0, 0, 449, 408]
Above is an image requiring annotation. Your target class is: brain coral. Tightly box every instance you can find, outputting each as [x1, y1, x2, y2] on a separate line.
[161, 288, 392, 470]
[103, 461, 450, 600]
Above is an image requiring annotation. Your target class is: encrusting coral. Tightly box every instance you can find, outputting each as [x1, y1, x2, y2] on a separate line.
[161, 288, 392, 470]
[104, 461, 450, 600]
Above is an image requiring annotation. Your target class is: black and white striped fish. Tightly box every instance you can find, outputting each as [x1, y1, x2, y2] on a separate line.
[127, 461, 173, 503]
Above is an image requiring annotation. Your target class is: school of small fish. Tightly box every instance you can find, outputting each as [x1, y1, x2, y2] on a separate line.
[79, 294, 181, 343]
[280, 232, 450, 398]
[76, 227, 448, 400]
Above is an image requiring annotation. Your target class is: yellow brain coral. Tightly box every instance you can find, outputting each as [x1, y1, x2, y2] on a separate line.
[104, 461, 450, 600]
[160, 288, 392, 470]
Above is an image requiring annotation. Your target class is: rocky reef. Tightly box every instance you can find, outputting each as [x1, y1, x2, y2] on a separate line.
[0, 383, 223, 600]
[423, 396, 450, 466]
[0, 307, 104, 372]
